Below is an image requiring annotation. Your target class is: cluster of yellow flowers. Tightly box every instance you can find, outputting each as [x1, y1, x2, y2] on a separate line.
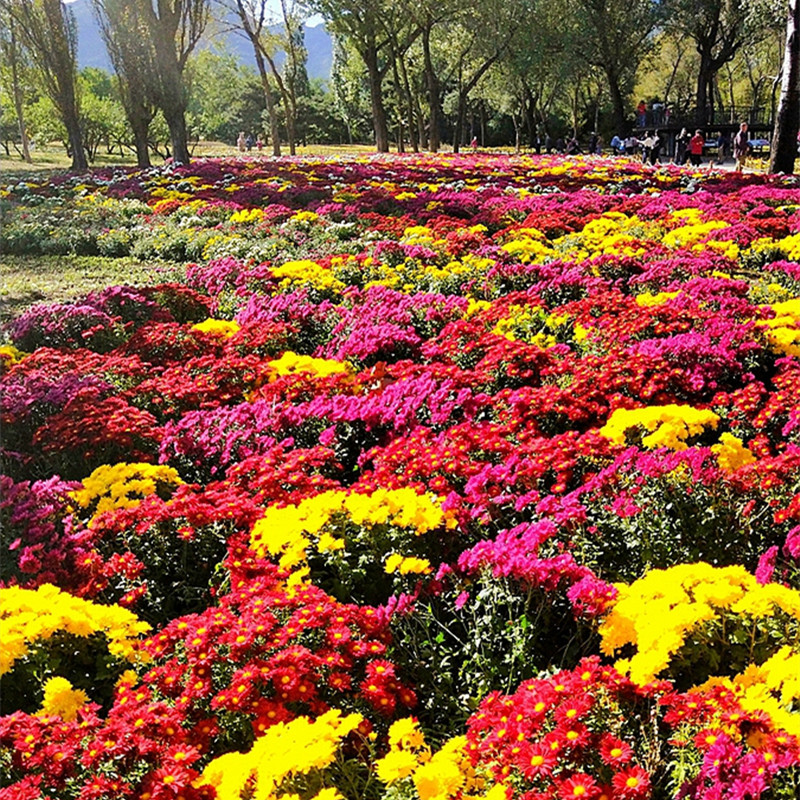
[195, 709, 360, 800]
[491, 305, 556, 349]
[500, 228, 555, 264]
[464, 298, 493, 319]
[191, 318, 242, 338]
[711, 433, 757, 472]
[599, 404, 720, 450]
[400, 225, 439, 246]
[228, 207, 266, 224]
[39, 676, 89, 722]
[600, 563, 800, 687]
[756, 297, 800, 357]
[250, 488, 450, 578]
[267, 351, 351, 380]
[563, 213, 646, 259]
[0, 584, 150, 674]
[289, 210, 320, 224]
[70, 462, 183, 522]
[271, 259, 345, 294]
[662, 215, 730, 249]
[728, 646, 800, 736]
[384, 553, 433, 575]
[761, 231, 800, 261]
[376, 718, 505, 800]
[635, 291, 681, 307]
[0, 343, 26, 367]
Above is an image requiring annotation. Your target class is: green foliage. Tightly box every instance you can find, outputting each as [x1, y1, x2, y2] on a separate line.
[186, 49, 266, 143]
[1, 630, 129, 715]
[391, 575, 597, 731]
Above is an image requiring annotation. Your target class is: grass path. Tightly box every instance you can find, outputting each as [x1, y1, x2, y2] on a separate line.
[0, 255, 183, 325]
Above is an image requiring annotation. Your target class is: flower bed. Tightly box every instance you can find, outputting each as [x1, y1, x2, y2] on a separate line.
[2, 154, 800, 799]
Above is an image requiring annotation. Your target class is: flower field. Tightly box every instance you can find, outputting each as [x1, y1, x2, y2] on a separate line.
[2, 154, 800, 799]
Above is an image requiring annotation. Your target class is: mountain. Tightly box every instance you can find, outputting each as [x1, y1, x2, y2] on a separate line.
[70, 1, 333, 81]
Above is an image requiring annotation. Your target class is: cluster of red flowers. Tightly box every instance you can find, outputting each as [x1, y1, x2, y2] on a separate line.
[466, 658, 658, 800]
[0, 563, 412, 799]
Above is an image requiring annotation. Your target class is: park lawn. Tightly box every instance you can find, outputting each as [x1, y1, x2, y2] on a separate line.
[0, 255, 184, 325]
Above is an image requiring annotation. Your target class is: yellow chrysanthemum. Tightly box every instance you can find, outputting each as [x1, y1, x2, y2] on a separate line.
[599, 405, 719, 450]
[711, 433, 756, 472]
[39, 676, 89, 722]
[191, 318, 241, 337]
[0, 584, 149, 674]
[70, 462, 183, 523]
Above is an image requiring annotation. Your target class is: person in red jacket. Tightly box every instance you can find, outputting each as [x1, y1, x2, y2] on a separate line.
[689, 130, 705, 166]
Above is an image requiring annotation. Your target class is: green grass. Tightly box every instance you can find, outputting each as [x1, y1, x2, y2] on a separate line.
[1, 141, 397, 179]
[0, 254, 185, 325]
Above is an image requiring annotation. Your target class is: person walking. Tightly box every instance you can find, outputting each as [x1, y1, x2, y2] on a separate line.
[674, 128, 690, 165]
[733, 122, 751, 172]
[640, 131, 656, 164]
[689, 130, 705, 167]
[237, 131, 246, 153]
[649, 131, 663, 165]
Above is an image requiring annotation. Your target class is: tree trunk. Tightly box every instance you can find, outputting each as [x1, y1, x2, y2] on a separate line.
[398, 49, 419, 153]
[771, 0, 800, 174]
[131, 114, 151, 168]
[60, 99, 88, 170]
[696, 56, 714, 126]
[606, 69, 626, 134]
[364, 46, 389, 152]
[524, 84, 537, 148]
[40, 0, 87, 170]
[422, 24, 440, 152]
[572, 85, 580, 137]
[253, 43, 281, 156]
[453, 89, 466, 153]
[146, 4, 191, 165]
[390, 49, 405, 152]
[261, 48, 296, 155]
[414, 91, 426, 151]
[452, 50, 504, 152]
[8, 25, 32, 163]
[164, 104, 190, 165]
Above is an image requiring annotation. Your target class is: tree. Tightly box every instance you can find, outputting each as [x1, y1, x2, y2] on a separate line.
[770, 0, 800, 172]
[221, 0, 284, 155]
[186, 49, 264, 143]
[410, 0, 459, 151]
[1, 0, 87, 170]
[296, 77, 353, 143]
[92, 0, 158, 167]
[140, 0, 209, 164]
[310, 0, 418, 152]
[278, 0, 311, 153]
[574, 0, 661, 133]
[78, 68, 128, 161]
[0, 9, 33, 162]
[441, 0, 529, 152]
[663, 0, 762, 124]
[330, 37, 373, 143]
